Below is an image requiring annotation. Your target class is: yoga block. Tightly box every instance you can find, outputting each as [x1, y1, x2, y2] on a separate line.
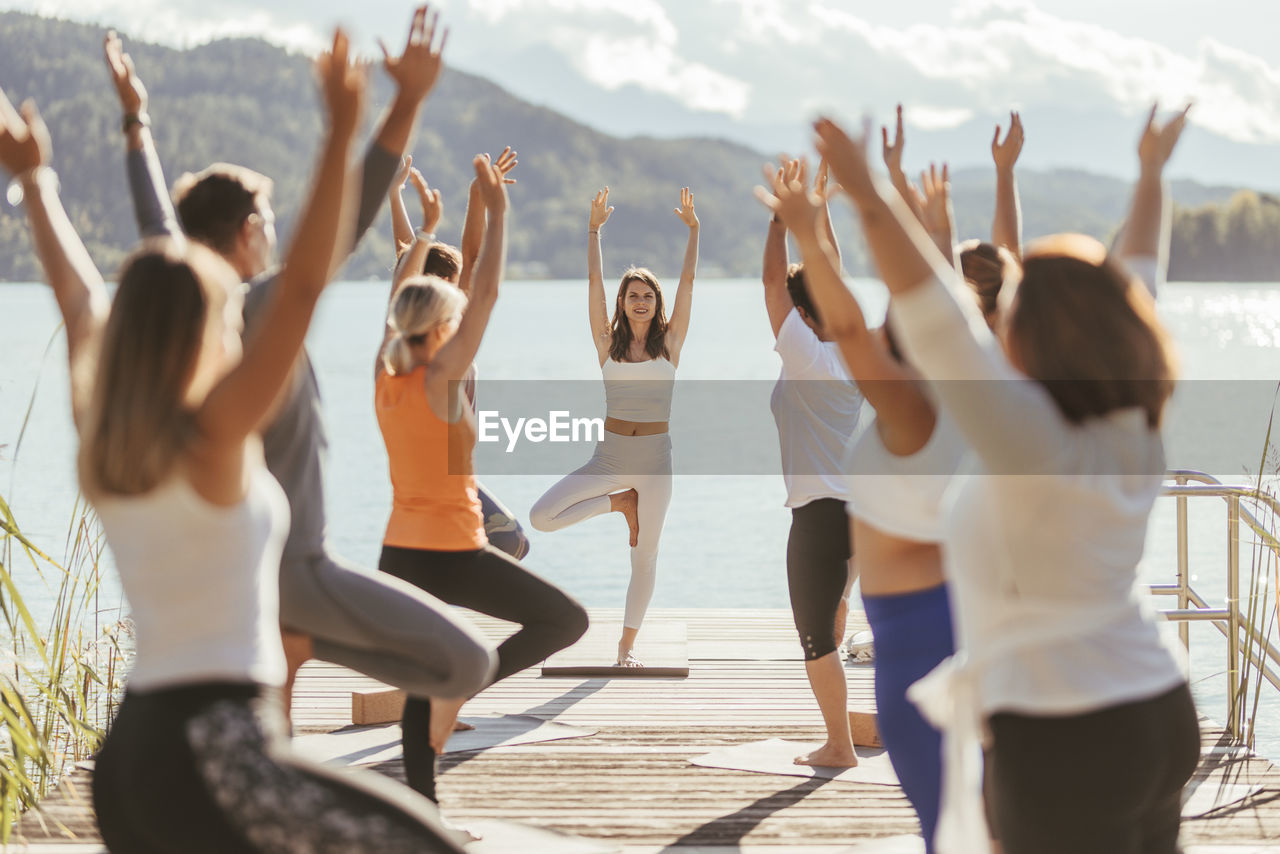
[352, 688, 406, 725]
[849, 710, 881, 747]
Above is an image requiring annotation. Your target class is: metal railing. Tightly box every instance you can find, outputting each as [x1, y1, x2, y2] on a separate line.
[1157, 470, 1280, 739]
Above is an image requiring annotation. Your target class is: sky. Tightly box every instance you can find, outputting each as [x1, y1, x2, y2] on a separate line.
[4, 0, 1280, 188]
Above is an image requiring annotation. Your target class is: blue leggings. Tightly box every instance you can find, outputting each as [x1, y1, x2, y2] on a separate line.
[863, 583, 954, 853]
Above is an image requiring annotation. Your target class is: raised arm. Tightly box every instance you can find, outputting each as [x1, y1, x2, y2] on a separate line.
[104, 31, 181, 240]
[379, 166, 441, 377]
[756, 159, 934, 444]
[761, 161, 794, 338]
[426, 155, 507, 389]
[0, 93, 109, 424]
[816, 116, 1069, 472]
[458, 146, 516, 296]
[918, 162, 958, 270]
[389, 154, 416, 254]
[196, 31, 363, 444]
[991, 111, 1024, 259]
[881, 104, 924, 226]
[587, 187, 613, 364]
[665, 186, 699, 365]
[815, 159, 841, 269]
[1117, 103, 1190, 297]
[333, 4, 447, 263]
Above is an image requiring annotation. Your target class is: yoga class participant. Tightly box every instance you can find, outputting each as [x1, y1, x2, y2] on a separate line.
[390, 151, 529, 559]
[759, 159, 963, 850]
[375, 155, 589, 803]
[814, 104, 1196, 854]
[762, 158, 864, 767]
[105, 8, 497, 728]
[528, 186, 700, 667]
[3, 34, 465, 852]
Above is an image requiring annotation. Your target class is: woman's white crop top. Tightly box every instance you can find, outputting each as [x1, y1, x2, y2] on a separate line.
[602, 357, 676, 422]
[843, 412, 966, 543]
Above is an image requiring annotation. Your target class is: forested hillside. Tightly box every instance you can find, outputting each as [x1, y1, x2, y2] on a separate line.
[0, 12, 1274, 282]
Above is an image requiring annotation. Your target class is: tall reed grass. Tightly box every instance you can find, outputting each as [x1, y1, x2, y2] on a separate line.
[0, 333, 127, 841]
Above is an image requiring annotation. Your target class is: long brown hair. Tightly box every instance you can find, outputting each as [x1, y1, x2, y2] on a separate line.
[608, 267, 669, 362]
[1006, 235, 1177, 428]
[78, 240, 236, 496]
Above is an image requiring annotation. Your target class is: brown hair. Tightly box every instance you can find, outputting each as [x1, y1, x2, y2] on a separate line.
[384, 276, 467, 375]
[422, 242, 463, 282]
[78, 240, 238, 496]
[959, 240, 1019, 323]
[785, 263, 821, 325]
[173, 163, 273, 255]
[1006, 234, 1177, 428]
[608, 267, 669, 362]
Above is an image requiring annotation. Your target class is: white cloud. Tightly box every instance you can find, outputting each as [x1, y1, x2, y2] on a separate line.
[906, 106, 976, 130]
[4, 0, 1280, 152]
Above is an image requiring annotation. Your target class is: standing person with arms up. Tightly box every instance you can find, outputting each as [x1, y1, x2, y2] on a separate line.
[812, 104, 1195, 854]
[762, 158, 864, 767]
[375, 154, 589, 804]
[390, 150, 530, 559]
[529, 186, 699, 667]
[3, 31, 465, 851]
[104, 7, 497, 728]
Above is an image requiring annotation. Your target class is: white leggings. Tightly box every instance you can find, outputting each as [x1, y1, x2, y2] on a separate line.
[529, 431, 673, 629]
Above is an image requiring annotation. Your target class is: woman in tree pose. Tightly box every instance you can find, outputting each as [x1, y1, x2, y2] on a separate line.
[529, 186, 699, 667]
[374, 154, 588, 803]
[3, 32, 468, 852]
[810, 105, 1195, 854]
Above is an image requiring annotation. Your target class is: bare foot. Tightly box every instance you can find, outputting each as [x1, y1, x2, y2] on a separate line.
[452, 719, 475, 732]
[428, 696, 468, 753]
[615, 651, 644, 668]
[795, 742, 858, 767]
[610, 489, 640, 547]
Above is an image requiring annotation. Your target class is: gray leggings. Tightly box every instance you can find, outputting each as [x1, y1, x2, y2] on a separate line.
[278, 550, 496, 698]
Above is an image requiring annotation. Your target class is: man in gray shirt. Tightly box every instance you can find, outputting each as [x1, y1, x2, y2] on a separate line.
[106, 13, 496, 725]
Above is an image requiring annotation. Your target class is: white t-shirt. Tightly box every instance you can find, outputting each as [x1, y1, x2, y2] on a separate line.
[891, 257, 1184, 718]
[769, 308, 864, 508]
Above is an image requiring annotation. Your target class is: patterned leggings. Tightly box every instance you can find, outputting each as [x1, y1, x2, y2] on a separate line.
[93, 682, 463, 853]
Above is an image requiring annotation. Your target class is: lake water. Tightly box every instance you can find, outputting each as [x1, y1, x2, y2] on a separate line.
[5, 278, 1280, 755]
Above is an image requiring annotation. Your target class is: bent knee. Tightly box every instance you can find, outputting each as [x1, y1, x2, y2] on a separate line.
[444, 636, 499, 696]
[555, 600, 590, 648]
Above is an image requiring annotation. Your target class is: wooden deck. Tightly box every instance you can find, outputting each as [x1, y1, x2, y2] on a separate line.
[16, 608, 1280, 851]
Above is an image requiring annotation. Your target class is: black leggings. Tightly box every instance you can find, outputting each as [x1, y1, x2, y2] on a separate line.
[93, 682, 464, 853]
[378, 544, 588, 799]
[786, 498, 852, 660]
[989, 682, 1199, 854]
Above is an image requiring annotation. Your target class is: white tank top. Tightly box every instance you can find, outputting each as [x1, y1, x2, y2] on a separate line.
[602, 357, 676, 422]
[843, 412, 966, 542]
[95, 465, 289, 691]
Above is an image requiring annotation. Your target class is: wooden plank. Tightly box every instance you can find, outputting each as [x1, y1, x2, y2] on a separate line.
[15, 609, 1280, 850]
[543, 621, 690, 677]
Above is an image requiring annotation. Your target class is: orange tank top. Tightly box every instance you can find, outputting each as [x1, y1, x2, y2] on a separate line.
[375, 366, 486, 551]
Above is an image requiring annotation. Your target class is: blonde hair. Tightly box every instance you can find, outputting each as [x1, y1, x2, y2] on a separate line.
[78, 240, 239, 496]
[383, 276, 467, 375]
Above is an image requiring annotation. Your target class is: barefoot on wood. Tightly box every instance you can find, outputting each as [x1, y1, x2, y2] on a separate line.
[610, 488, 640, 547]
[429, 696, 468, 753]
[795, 742, 858, 768]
